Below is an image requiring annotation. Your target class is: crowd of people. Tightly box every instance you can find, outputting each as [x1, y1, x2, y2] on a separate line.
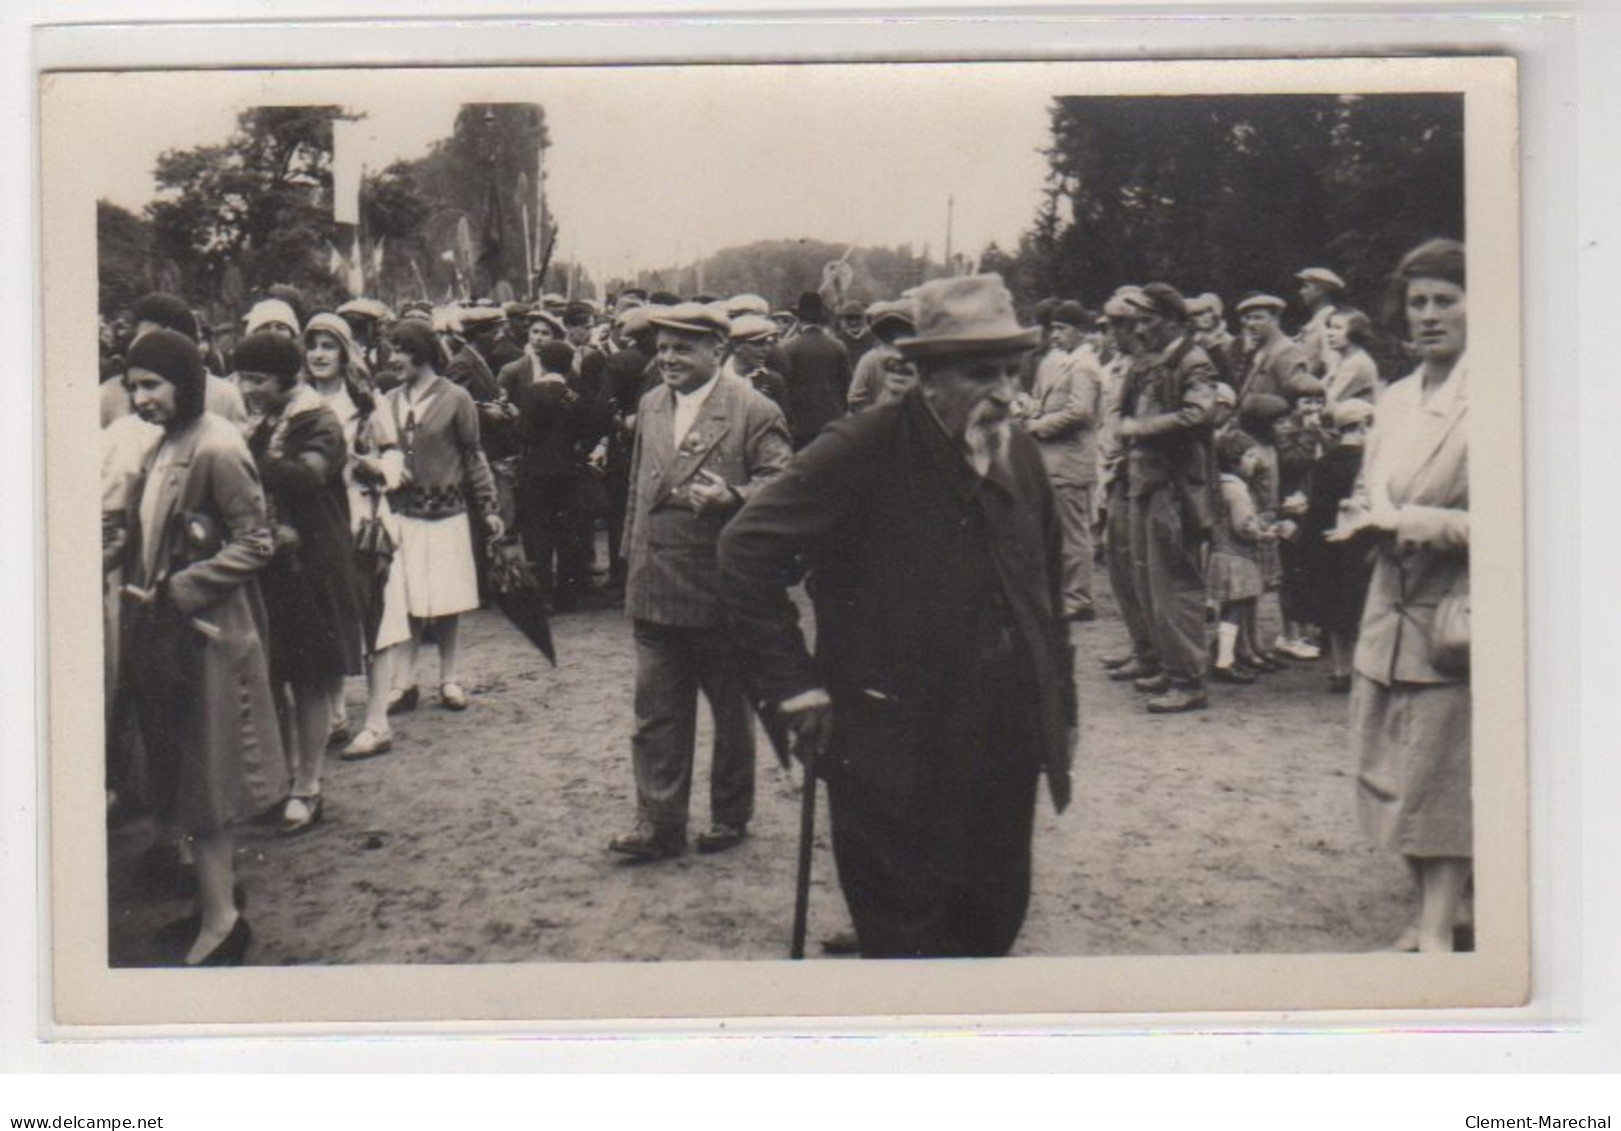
[98, 235, 1471, 965]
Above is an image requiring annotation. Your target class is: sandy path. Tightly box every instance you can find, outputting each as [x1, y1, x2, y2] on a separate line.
[109, 584, 1413, 967]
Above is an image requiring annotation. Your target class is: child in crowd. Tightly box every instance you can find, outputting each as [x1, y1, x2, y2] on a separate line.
[1208, 429, 1276, 683]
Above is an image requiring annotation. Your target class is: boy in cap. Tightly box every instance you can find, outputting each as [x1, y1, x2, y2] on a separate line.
[719, 274, 1075, 957]
[609, 303, 793, 860]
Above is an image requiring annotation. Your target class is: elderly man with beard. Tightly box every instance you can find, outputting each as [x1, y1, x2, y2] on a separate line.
[1116, 283, 1220, 714]
[719, 274, 1075, 959]
[608, 302, 793, 861]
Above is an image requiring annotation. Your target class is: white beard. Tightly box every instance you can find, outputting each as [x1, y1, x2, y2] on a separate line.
[963, 404, 1012, 479]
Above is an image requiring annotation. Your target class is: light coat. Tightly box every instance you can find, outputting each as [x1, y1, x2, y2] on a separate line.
[1351, 358, 1469, 685]
[622, 372, 792, 627]
[1024, 347, 1101, 487]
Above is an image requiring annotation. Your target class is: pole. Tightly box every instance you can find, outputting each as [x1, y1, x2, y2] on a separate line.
[944, 193, 955, 278]
[790, 738, 818, 960]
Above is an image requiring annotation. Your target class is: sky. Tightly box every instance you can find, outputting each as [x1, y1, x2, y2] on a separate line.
[94, 65, 1055, 287]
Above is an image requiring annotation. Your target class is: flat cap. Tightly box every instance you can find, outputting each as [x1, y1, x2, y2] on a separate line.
[1295, 267, 1346, 291]
[1235, 293, 1288, 315]
[647, 302, 730, 337]
[728, 314, 779, 343]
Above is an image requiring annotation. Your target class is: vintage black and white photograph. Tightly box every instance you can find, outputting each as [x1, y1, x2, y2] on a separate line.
[40, 57, 1525, 1024]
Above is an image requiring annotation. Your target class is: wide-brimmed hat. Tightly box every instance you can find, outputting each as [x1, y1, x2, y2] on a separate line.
[1295, 267, 1346, 291]
[894, 274, 1040, 360]
[647, 302, 730, 338]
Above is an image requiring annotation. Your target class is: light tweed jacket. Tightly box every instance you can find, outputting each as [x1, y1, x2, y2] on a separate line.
[623, 372, 792, 627]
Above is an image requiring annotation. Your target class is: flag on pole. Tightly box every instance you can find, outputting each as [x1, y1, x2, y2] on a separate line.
[332, 118, 362, 226]
[348, 231, 366, 297]
[327, 241, 347, 283]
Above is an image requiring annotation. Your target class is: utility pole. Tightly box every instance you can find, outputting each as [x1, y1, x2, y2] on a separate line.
[944, 193, 955, 278]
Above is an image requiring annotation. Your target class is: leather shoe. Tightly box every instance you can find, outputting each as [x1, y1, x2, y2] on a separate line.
[1211, 665, 1256, 685]
[1065, 607, 1097, 623]
[1100, 653, 1134, 670]
[1146, 687, 1209, 714]
[1133, 673, 1173, 694]
[1108, 660, 1161, 682]
[695, 822, 748, 854]
[609, 822, 686, 861]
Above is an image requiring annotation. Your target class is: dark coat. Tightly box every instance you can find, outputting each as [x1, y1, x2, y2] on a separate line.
[782, 327, 852, 444]
[718, 389, 1076, 815]
[501, 356, 580, 481]
[249, 393, 363, 685]
[117, 414, 286, 834]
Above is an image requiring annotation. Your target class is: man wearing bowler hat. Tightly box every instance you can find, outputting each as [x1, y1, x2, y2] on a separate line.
[1116, 283, 1219, 714]
[719, 274, 1075, 958]
[781, 291, 852, 449]
[609, 302, 793, 861]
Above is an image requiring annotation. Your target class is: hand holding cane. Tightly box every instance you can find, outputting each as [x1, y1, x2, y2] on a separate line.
[778, 689, 833, 959]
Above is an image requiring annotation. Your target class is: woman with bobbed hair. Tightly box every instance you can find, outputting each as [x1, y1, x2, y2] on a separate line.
[1331, 237, 1471, 951]
[383, 320, 504, 714]
[236, 330, 362, 836]
[109, 328, 285, 965]
[1322, 306, 1382, 408]
[302, 312, 410, 759]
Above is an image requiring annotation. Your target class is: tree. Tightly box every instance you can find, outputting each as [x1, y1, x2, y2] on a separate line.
[146, 106, 345, 317]
[1020, 93, 1463, 327]
[97, 199, 156, 316]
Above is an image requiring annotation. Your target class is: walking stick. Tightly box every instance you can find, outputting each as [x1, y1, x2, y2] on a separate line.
[790, 731, 818, 960]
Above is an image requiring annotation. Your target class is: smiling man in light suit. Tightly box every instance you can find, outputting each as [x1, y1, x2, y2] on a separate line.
[610, 302, 794, 861]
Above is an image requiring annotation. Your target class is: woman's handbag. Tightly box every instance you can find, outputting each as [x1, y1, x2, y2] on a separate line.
[1430, 571, 1470, 676]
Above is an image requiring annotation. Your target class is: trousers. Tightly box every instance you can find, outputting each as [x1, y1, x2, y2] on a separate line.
[1128, 485, 1209, 684]
[1051, 480, 1096, 617]
[630, 619, 756, 830]
[1105, 478, 1157, 662]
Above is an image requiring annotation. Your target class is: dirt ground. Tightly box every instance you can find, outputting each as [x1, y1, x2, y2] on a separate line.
[108, 573, 1416, 967]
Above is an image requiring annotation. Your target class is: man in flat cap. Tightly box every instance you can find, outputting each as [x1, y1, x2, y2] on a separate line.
[835, 299, 876, 371]
[609, 303, 794, 861]
[1186, 293, 1242, 391]
[1235, 293, 1319, 412]
[781, 291, 852, 449]
[719, 274, 1075, 958]
[1020, 299, 1103, 623]
[1294, 266, 1347, 377]
[1116, 283, 1219, 714]
[446, 304, 520, 546]
[845, 300, 918, 413]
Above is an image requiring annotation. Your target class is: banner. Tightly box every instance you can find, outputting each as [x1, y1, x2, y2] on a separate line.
[332, 117, 362, 226]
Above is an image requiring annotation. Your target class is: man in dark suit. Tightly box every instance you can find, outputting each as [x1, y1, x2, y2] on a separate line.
[718, 274, 1075, 959]
[609, 303, 794, 861]
[781, 291, 852, 449]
